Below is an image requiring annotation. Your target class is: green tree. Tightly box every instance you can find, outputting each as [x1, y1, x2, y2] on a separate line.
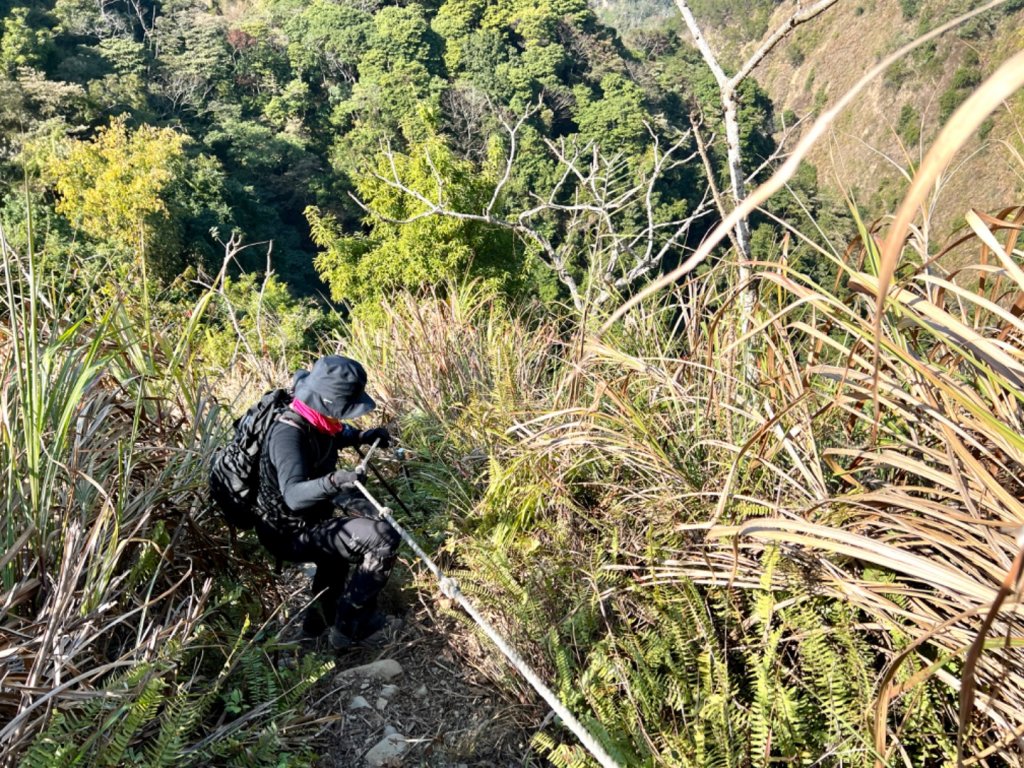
[309, 137, 521, 311]
[45, 118, 185, 246]
[432, 0, 488, 71]
[574, 73, 651, 156]
[453, 28, 511, 97]
[83, 38, 150, 118]
[152, 9, 231, 114]
[202, 109, 321, 255]
[284, 0, 372, 84]
[481, 0, 594, 46]
[224, 19, 292, 115]
[0, 7, 54, 75]
[328, 3, 447, 164]
[202, 272, 342, 369]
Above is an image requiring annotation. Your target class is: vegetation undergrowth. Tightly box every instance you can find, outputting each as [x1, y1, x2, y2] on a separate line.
[2, 1, 1024, 765]
[0, 228, 330, 768]
[348, 205, 1024, 766]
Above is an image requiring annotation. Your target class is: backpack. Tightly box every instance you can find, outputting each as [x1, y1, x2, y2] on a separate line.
[209, 388, 296, 530]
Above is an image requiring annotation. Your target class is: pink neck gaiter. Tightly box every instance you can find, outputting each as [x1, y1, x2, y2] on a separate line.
[291, 399, 345, 436]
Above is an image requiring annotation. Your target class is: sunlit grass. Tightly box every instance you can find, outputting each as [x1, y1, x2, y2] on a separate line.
[347, 197, 1024, 764]
[0, 227, 324, 767]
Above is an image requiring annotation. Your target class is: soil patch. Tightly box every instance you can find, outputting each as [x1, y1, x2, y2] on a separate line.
[279, 565, 544, 767]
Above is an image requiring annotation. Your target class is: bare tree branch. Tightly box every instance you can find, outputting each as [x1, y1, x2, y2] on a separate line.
[673, 0, 753, 267]
[690, 109, 743, 257]
[352, 112, 700, 313]
[198, 232, 278, 387]
[608, 0, 1010, 331]
[673, 0, 841, 335]
[486, 101, 540, 216]
[732, 0, 841, 87]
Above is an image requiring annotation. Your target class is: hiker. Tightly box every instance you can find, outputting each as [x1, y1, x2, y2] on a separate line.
[254, 355, 400, 648]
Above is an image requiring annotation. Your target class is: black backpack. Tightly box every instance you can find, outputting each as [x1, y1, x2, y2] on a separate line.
[209, 388, 296, 530]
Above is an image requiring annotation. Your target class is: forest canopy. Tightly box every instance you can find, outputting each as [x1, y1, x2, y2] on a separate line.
[0, 0, 825, 313]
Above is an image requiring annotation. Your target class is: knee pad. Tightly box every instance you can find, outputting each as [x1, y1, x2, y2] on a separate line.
[371, 520, 401, 556]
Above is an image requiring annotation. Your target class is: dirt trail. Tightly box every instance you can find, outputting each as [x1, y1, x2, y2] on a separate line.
[279, 565, 542, 768]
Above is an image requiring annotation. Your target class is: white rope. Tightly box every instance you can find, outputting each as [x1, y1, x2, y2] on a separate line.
[352, 479, 622, 768]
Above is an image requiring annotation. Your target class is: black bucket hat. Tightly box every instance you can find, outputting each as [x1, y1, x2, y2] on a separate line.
[292, 356, 376, 421]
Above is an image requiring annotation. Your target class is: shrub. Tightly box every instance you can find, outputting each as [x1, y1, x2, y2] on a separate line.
[896, 102, 920, 145]
[899, 0, 920, 20]
[884, 59, 912, 89]
[978, 115, 994, 140]
[938, 86, 963, 122]
[951, 64, 981, 90]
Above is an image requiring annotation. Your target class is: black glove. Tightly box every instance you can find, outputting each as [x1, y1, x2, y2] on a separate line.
[329, 466, 366, 490]
[360, 427, 391, 449]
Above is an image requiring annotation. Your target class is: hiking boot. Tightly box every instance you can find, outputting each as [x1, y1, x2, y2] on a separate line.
[329, 612, 401, 650]
[329, 624, 357, 650]
[358, 611, 390, 637]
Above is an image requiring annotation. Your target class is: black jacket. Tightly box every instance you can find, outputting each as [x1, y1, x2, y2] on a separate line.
[255, 413, 362, 540]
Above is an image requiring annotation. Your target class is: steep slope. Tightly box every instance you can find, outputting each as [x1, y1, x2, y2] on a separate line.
[752, 0, 1024, 241]
[597, 0, 1024, 244]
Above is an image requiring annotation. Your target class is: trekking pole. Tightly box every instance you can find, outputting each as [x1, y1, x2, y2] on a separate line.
[353, 442, 417, 519]
[349, 482, 623, 768]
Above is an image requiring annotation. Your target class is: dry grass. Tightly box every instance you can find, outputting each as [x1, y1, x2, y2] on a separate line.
[0, 234, 319, 767]
[346, 199, 1024, 764]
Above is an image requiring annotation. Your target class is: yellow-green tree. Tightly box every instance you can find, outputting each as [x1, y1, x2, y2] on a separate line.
[308, 136, 524, 314]
[44, 118, 189, 280]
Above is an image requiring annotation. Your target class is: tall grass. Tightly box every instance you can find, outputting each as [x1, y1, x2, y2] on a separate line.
[349, 202, 1024, 764]
[0, 227, 325, 767]
[337, 33, 1024, 766]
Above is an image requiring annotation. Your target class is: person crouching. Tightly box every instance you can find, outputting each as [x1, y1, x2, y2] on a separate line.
[254, 355, 399, 648]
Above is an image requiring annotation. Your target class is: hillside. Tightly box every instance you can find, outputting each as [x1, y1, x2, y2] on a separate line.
[4, 1, 1024, 766]
[598, 0, 1024, 245]
[752, 0, 1024, 242]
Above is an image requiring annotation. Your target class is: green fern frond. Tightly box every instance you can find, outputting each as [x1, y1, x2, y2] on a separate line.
[96, 674, 167, 766]
[143, 683, 204, 768]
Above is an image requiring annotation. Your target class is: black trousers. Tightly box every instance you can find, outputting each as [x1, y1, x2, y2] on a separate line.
[256, 495, 401, 624]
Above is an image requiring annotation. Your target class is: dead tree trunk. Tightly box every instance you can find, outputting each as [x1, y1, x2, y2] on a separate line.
[673, 0, 840, 332]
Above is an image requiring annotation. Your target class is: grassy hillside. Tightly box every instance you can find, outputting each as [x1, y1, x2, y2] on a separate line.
[753, 0, 1024, 241]
[4, 0, 1024, 766]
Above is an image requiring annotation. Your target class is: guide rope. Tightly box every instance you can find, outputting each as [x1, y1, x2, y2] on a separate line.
[351, 443, 621, 768]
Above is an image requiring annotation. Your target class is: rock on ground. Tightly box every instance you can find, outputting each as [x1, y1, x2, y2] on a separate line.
[364, 733, 409, 767]
[289, 568, 537, 766]
[336, 658, 403, 683]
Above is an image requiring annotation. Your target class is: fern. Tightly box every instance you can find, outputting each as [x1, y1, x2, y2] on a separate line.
[142, 683, 205, 768]
[17, 664, 167, 768]
[97, 674, 167, 766]
[18, 622, 326, 768]
[17, 710, 85, 768]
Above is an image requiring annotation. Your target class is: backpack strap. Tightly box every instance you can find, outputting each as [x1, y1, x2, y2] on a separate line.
[271, 408, 311, 575]
[276, 409, 307, 431]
